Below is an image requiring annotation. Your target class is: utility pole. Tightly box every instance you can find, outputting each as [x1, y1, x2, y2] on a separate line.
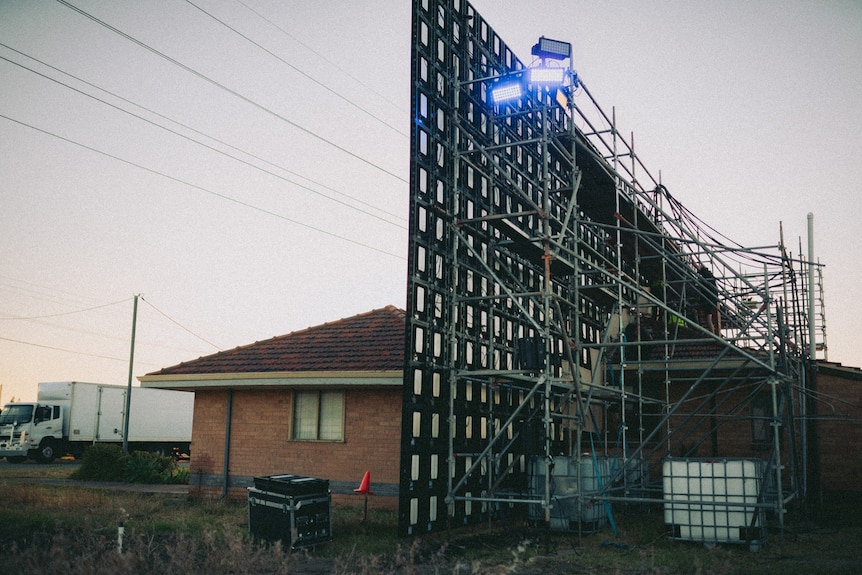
[122, 294, 139, 455]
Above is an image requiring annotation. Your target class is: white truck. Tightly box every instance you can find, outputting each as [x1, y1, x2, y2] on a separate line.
[0, 381, 193, 463]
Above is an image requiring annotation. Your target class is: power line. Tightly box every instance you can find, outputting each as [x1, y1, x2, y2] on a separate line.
[0, 274, 224, 357]
[0, 335, 164, 368]
[140, 296, 222, 351]
[0, 113, 407, 260]
[55, 0, 408, 186]
[0, 335, 129, 363]
[185, 0, 407, 137]
[234, 0, 409, 116]
[0, 275, 118, 314]
[0, 46, 406, 228]
[0, 297, 130, 320]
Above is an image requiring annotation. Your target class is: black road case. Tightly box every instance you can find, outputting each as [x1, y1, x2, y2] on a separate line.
[253, 474, 329, 496]
[248, 476, 332, 549]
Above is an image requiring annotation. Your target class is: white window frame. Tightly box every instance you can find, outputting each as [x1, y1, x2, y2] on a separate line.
[292, 390, 345, 442]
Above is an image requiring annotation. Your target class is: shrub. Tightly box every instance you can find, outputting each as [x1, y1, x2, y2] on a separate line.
[124, 451, 188, 484]
[71, 443, 125, 481]
[171, 466, 190, 485]
[70, 445, 188, 484]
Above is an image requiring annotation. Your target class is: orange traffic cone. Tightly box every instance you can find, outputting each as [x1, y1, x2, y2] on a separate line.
[354, 471, 373, 522]
[354, 471, 374, 495]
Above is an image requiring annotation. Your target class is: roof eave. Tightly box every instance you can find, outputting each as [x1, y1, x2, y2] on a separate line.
[139, 370, 403, 391]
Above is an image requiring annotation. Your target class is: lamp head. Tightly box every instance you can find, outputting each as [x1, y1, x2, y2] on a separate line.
[489, 78, 524, 103]
[531, 36, 571, 61]
[528, 67, 565, 86]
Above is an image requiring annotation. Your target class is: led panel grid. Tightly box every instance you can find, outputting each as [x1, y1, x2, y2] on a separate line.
[400, 0, 616, 537]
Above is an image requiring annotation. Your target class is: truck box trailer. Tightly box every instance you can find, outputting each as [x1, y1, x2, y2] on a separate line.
[0, 381, 193, 462]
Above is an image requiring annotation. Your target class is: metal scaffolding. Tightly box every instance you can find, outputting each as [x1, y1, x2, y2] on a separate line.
[399, 0, 826, 542]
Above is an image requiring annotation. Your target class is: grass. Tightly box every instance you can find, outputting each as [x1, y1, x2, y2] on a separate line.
[0, 456, 80, 479]
[1, 463, 860, 574]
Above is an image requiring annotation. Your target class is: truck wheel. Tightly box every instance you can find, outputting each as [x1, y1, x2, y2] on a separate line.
[37, 439, 56, 463]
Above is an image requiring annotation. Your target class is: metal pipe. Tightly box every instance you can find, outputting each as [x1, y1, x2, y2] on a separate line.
[807, 213, 816, 359]
[221, 388, 233, 499]
[770, 376, 785, 546]
[445, 375, 546, 504]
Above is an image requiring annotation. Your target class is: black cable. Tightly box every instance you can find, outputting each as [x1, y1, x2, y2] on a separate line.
[185, 0, 407, 137]
[0, 298, 129, 321]
[0, 48, 406, 228]
[0, 335, 133, 363]
[140, 296, 222, 351]
[234, 0, 408, 115]
[0, 113, 406, 260]
[54, 0, 407, 185]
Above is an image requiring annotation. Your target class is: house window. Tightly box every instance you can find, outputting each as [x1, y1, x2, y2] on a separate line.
[293, 391, 344, 441]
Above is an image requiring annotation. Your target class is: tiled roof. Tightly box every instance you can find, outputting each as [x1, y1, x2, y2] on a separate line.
[818, 361, 862, 381]
[608, 323, 757, 366]
[147, 306, 405, 376]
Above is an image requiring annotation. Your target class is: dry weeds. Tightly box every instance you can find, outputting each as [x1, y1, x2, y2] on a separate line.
[2, 469, 861, 574]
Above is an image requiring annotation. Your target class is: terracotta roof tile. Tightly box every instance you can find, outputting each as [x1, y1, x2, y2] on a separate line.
[147, 306, 405, 376]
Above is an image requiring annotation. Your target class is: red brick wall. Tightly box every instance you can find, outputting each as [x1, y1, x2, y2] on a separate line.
[186, 369, 861, 505]
[814, 371, 862, 491]
[663, 381, 766, 459]
[188, 386, 402, 502]
[663, 371, 862, 492]
[188, 389, 229, 477]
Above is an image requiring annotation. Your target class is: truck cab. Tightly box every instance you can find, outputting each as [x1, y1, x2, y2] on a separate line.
[0, 402, 64, 462]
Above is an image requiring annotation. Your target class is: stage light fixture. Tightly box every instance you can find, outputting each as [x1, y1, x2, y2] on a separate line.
[528, 66, 566, 86]
[531, 36, 571, 61]
[489, 79, 524, 103]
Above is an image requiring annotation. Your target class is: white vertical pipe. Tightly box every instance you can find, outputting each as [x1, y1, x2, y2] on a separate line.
[765, 264, 774, 370]
[807, 213, 815, 359]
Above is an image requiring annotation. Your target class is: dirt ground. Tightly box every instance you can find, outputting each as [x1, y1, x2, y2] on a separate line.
[246, 505, 862, 575]
[3, 460, 861, 574]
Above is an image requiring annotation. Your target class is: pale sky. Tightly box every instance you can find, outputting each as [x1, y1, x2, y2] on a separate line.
[1, 1, 860, 403]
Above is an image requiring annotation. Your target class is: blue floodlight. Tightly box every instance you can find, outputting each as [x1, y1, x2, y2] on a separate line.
[531, 36, 571, 61]
[489, 79, 524, 103]
[528, 66, 566, 86]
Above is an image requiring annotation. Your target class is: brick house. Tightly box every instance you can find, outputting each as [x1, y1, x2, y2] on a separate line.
[140, 304, 861, 508]
[139, 306, 405, 506]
